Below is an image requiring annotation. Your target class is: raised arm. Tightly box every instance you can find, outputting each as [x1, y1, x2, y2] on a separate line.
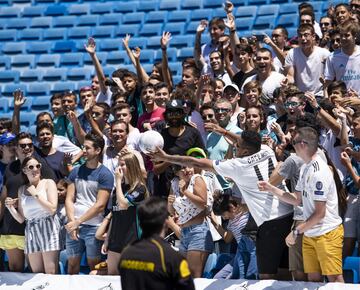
[84, 37, 107, 95]
[263, 34, 286, 65]
[12, 89, 26, 134]
[122, 34, 136, 67]
[160, 31, 173, 90]
[194, 20, 208, 70]
[258, 180, 302, 206]
[67, 111, 86, 145]
[133, 47, 149, 85]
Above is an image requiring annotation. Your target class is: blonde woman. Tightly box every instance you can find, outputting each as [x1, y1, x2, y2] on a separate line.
[5, 156, 61, 274]
[103, 152, 149, 274]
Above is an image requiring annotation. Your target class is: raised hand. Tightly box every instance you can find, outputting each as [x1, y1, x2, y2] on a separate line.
[161, 31, 172, 49]
[66, 110, 78, 124]
[224, 13, 235, 31]
[13, 89, 26, 109]
[114, 166, 124, 181]
[63, 153, 73, 166]
[223, 0, 234, 14]
[122, 34, 131, 48]
[340, 151, 351, 166]
[304, 91, 318, 109]
[132, 47, 141, 60]
[197, 20, 208, 34]
[84, 37, 96, 55]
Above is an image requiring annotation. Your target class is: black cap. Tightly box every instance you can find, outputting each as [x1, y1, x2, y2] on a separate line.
[166, 99, 184, 111]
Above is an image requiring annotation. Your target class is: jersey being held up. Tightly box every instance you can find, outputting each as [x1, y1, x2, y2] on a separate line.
[295, 155, 342, 237]
[213, 145, 293, 226]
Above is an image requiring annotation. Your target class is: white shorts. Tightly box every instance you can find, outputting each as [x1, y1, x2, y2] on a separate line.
[344, 195, 360, 239]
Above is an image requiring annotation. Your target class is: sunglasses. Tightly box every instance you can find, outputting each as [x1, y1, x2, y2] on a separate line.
[320, 22, 331, 26]
[214, 108, 231, 114]
[27, 163, 41, 170]
[202, 114, 214, 120]
[292, 139, 308, 146]
[284, 101, 301, 108]
[19, 143, 33, 149]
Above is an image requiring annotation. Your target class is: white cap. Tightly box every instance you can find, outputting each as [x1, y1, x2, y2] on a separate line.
[223, 83, 240, 93]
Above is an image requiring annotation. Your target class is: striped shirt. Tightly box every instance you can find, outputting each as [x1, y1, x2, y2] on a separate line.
[227, 212, 249, 244]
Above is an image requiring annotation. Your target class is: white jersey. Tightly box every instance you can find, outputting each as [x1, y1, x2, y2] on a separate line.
[213, 145, 293, 226]
[285, 46, 330, 96]
[324, 46, 360, 94]
[295, 155, 342, 237]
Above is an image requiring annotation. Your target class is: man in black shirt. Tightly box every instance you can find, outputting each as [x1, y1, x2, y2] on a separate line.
[119, 197, 195, 290]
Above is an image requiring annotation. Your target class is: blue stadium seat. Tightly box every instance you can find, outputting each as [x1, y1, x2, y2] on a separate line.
[43, 28, 67, 40]
[181, 0, 202, 10]
[20, 69, 43, 82]
[279, 3, 298, 15]
[139, 23, 162, 37]
[102, 66, 116, 77]
[146, 11, 168, 23]
[235, 6, 257, 18]
[6, 18, 28, 29]
[19, 112, 36, 127]
[343, 257, 360, 283]
[11, 55, 35, 68]
[115, 24, 140, 37]
[0, 98, 8, 113]
[0, 7, 21, 18]
[146, 36, 162, 49]
[31, 96, 50, 111]
[0, 70, 19, 83]
[277, 14, 299, 28]
[105, 51, 128, 66]
[78, 15, 98, 27]
[27, 82, 51, 97]
[203, 0, 223, 8]
[170, 35, 191, 48]
[44, 5, 68, 16]
[76, 81, 90, 91]
[248, 0, 269, 5]
[90, 3, 113, 15]
[42, 68, 66, 81]
[258, 4, 279, 16]
[202, 253, 218, 278]
[36, 55, 60, 68]
[122, 12, 145, 25]
[172, 75, 181, 85]
[141, 63, 152, 74]
[99, 13, 121, 26]
[159, 0, 180, 11]
[311, 2, 324, 13]
[186, 21, 200, 34]
[287, 27, 297, 38]
[91, 26, 115, 39]
[137, 1, 158, 12]
[236, 17, 255, 31]
[0, 29, 16, 41]
[253, 15, 275, 30]
[0, 56, 10, 69]
[212, 8, 227, 18]
[164, 22, 186, 35]
[113, 1, 137, 13]
[270, 0, 289, 3]
[178, 47, 193, 61]
[53, 16, 77, 28]
[191, 9, 213, 21]
[168, 10, 190, 23]
[83, 52, 107, 66]
[154, 48, 177, 62]
[138, 49, 154, 64]
[2, 42, 25, 54]
[51, 82, 76, 94]
[22, 6, 46, 17]
[2, 84, 27, 97]
[18, 29, 42, 41]
[99, 39, 120, 51]
[68, 27, 91, 40]
[34, 0, 56, 3]
[27, 42, 52, 54]
[52, 41, 76, 53]
[9, 98, 32, 112]
[127, 37, 147, 49]
[60, 53, 83, 67]
[68, 4, 89, 15]
[67, 67, 92, 81]
[30, 17, 52, 29]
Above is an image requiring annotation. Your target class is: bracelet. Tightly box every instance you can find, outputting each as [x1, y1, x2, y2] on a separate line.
[230, 29, 236, 33]
[223, 130, 228, 136]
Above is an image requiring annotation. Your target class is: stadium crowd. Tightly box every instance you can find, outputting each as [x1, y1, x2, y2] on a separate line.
[1, 0, 360, 287]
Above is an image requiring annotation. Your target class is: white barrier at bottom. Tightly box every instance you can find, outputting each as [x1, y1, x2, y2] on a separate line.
[0, 273, 359, 290]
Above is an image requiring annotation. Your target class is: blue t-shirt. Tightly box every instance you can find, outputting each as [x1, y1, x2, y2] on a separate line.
[0, 161, 7, 192]
[344, 137, 360, 195]
[67, 164, 114, 226]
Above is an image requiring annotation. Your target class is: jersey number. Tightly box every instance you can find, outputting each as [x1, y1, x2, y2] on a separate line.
[253, 158, 275, 181]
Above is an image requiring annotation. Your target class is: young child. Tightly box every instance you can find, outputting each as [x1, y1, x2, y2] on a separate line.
[210, 194, 257, 279]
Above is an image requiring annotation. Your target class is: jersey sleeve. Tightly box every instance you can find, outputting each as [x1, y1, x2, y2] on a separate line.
[67, 166, 79, 183]
[311, 171, 331, 202]
[171, 257, 195, 290]
[295, 165, 305, 193]
[284, 48, 294, 68]
[213, 159, 238, 181]
[324, 55, 335, 81]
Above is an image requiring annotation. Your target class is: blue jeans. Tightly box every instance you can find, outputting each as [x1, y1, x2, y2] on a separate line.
[179, 221, 214, 254]
[232, 235, 258, 279]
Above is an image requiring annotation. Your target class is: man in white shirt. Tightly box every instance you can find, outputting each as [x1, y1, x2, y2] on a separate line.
[150, 130, 293, 280]
[284, 24, 330, 97]
[258, 127, 344, 283]
[324, 21, 360, 93]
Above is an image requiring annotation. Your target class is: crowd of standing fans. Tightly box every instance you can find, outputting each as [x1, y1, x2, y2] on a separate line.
[1, 0, 360, 287]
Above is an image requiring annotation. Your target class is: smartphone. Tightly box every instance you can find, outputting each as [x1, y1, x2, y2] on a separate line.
[255, 34, 265, 42]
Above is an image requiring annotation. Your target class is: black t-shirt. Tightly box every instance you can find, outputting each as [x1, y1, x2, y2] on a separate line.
[232, 69, 257, 89]
[128, 85, 145, 128]
[119, 236, 195, 290]
[154, 126, 205, 197]
[108, 183, 146, 253]
[1, 157, 56, 235]
[34, 148, 66, 182]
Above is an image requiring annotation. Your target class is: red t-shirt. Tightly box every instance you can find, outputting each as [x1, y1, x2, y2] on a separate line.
[137, 107, 165, 133]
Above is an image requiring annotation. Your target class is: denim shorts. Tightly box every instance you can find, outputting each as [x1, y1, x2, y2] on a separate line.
[179, 221, 213, 254]
[66, 224, 102, 260]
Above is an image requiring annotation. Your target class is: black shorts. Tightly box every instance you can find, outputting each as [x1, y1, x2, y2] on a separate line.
[256, 213, 293, 275]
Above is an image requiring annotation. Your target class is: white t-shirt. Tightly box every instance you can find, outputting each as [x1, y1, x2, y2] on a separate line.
[96, 87, 113, 106]
[213, 145, 293, 226]
[285, 46, 330, 96]
[241, 71, 285, 101]
[53, 135, 81, 155]
[324, 46, 360, 93]
[295, 155, 342, 237]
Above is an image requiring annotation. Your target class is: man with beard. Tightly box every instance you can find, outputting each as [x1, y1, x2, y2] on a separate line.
[153, 100, 205, 197]
[34, 121, 68, 182]
[204, 98, 242, 190]
[0, 132, 56, 272]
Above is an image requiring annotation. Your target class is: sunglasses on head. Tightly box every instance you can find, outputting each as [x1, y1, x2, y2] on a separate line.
[19, 143, 33, 149]
[27, 164, 41, 170]
[214, 108, 231, 114]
